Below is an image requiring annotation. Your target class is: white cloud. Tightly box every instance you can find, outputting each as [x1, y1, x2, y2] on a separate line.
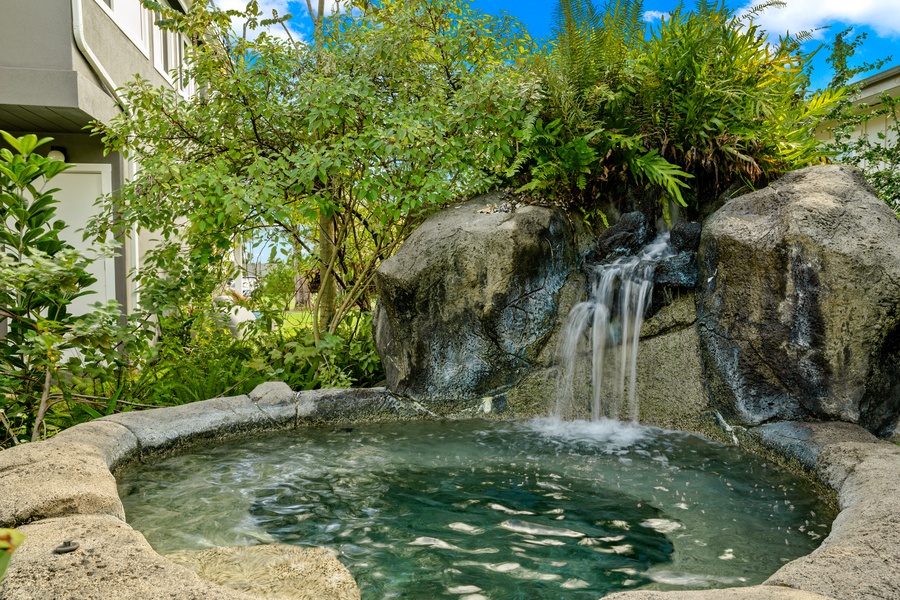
[211, 0, 341, 42]
[738, 0, 900, 39]
[642, 10, 667, 23]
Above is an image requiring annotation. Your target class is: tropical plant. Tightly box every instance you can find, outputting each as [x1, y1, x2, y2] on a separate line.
[0, 528, 24, 583]
[820, 29, 898, 214]
[508, 0, 843, 221]
[0, 132, 146, 446]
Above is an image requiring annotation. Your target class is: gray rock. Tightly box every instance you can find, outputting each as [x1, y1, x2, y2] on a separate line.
[604, 587, 835, 600]
[166, 544, 360, 600]
[597, 211, 654, 259]
[50, 420, 138, 469]
[1, 514, 259, 600]
[248, 381, 295, 405]
[765, 442, 900, 600]
[0, 440, 124, 528]
[635, 311, 711, 434]
[698, 165, 900, 435]
[507, 292, 714, 434]
[652, 251, 698, 289]
[374, 193, 576, 402]
[101, 392, 299, 455]
[670, 221, 702, 252]
[753, 421, 878, 471]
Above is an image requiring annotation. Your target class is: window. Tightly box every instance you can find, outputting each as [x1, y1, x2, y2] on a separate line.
[152, 10, 194, 97]
[95, 0, 151, 55]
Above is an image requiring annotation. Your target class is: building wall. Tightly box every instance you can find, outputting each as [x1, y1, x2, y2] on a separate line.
[0, 0, 191, 316]
[78, 0, 173, 95]
[816, 66, 900, 171]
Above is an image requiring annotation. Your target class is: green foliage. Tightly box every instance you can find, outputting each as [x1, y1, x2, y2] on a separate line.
[122, 301, 383, 408]
[828, 91, 900, 213]
[253, 259, 300, 313]
[128, 309, 268, 405]
[93, 0, 533, 344]
[0, 132, 150, 446]
[509, 0, 842, 219]
[0, 528, 25, 583]
[820, 30, 899, 214]
[254, 310, 383, 390]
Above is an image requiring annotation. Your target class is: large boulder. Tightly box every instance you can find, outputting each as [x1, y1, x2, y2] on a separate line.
[698, 165, 900, 436]
[374, 192, 576, 403]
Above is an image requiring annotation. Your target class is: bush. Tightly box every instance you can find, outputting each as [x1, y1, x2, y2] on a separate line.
[509, 0, 842, 222]
[0, 132, 149, 446]
[254, 310, 383, 391]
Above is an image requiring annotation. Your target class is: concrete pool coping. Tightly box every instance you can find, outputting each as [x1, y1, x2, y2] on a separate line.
[1, 382, 898, 600]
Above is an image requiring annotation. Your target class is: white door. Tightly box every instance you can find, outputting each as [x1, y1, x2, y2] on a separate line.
[51, 164, 117, 316]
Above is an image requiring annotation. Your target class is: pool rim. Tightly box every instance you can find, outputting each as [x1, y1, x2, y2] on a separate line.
[1, 382, 897, 600]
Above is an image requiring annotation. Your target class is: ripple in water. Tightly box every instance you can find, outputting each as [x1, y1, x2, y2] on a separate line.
[118, 418, 833, 599]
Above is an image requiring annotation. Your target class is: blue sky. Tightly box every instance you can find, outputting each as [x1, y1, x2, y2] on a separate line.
[470, 0, 899, 88]
[218, 0, 899, 87]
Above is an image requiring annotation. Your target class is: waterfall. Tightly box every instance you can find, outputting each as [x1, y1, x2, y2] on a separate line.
[555, 234, 673, 422]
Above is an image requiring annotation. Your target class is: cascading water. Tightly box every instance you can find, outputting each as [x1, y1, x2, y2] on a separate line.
[555, 234, 674, 422]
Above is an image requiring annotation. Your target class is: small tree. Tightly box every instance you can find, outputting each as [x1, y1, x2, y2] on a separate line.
[0, 132, 140, 445]
[92, 0, 534, 343]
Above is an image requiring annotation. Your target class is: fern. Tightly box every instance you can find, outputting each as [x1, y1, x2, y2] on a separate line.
[508, 0, 840, 220]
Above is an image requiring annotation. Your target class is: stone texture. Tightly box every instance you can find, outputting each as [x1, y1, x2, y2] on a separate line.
[640, 292, 698, 339]
[167, 544, 360, 600]
[670, 221, 702, 253]
[653, 251, 698, 289]
[635, 314, 711, 434]
[507, 291, 714, 433]
[753, 421, 879, 471]
[765, 442, 900, 600]
[102, 392, 299, 455]
[374, 192, 576, 402]
[500, 270, 589, 417]
[1, 514, 260, 600]
[698, 165, 900, 435]
[633, 293, 719, 436]
[50, 420, 138, 469]
[604, 586, 835, 600]
[597, 211, 654, 259]
[0, 440, 124, 528]
[248, 381, 296, 405]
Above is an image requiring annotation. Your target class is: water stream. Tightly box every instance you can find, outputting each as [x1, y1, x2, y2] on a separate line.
[555, 235, 674, 421]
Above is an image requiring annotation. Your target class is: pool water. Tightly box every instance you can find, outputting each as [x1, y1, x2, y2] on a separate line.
[117, 419, 832, 599]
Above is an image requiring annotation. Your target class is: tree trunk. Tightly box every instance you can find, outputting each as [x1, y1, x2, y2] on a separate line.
[308, 0, 337, 337]
[316, 210, 337, 334]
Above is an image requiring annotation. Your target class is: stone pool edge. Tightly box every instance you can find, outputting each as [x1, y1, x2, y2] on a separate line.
[1, 383, 898, 600]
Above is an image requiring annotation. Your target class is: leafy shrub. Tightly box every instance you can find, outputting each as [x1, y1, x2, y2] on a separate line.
[254, 310, 383, 390]
[0, 132, 148, 446]
[509, 0, 843, 221]
[820, 29, 899, 214]
[128, 308, 269, 406]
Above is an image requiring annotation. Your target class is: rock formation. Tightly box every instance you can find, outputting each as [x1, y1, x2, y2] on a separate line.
[373, 192, 576, 402]
[698, 165, 900, 436]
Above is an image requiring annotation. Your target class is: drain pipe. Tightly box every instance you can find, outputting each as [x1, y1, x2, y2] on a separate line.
[71, 0, 127, 113]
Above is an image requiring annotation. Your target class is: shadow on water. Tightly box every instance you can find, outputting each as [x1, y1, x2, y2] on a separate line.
[250, 463, 674, 599]
[118, 419, 832, 599]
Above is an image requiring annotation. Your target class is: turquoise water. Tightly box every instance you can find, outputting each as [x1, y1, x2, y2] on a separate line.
[118, 419, 832, 599]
